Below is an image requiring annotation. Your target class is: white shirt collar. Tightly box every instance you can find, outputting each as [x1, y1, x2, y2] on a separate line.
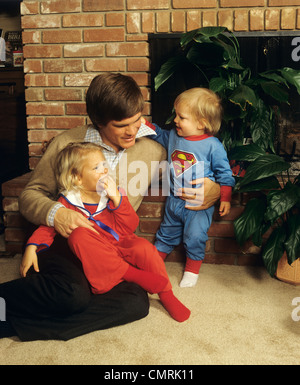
[61, 190, 108, 216]
[137, 122, 157, 138]
[85, 122, 156, 170]
[85, 122, 156, 148]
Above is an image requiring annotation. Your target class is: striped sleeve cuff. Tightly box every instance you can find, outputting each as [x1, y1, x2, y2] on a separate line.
[47, 202, 65, 226]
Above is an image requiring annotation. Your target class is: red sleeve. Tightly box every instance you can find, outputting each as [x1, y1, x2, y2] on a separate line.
[107, 194, 139, 234]
[220, 185, 232, 202]
[26, 225, 57, 253]
[26, 195, 70, 252]
[144, 119, 156, 131]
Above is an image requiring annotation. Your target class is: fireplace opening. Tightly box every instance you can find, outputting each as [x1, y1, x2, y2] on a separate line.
[149, 32, 300, 172]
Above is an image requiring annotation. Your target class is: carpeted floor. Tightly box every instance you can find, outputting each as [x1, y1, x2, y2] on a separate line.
[0, 255, 299, 365]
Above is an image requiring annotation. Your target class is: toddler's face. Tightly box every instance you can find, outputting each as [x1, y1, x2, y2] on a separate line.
[174, 103, 205, 137]
[77, 151, 108, 193]
[95, 160, 108, 174]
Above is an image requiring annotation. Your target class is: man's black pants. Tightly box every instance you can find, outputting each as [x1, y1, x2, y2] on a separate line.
[0, 238, 149, 341]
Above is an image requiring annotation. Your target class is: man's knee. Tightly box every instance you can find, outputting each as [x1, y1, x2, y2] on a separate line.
[122, 283, 149, 321]
[55, 281, 91, 315]
[39, 254, 92, 316]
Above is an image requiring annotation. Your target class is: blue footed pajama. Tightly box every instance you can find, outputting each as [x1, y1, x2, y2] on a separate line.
[148, 123, 235, 262]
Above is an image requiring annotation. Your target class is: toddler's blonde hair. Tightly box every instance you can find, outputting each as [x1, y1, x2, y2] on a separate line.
[55, 142, 104, 193]
[174, 88, 223, 135]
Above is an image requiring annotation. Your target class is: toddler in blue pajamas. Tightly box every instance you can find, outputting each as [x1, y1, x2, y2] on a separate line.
[145, 88, 235, 287]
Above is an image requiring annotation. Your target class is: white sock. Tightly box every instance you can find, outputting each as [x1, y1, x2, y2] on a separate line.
[179, 271, 199, 288]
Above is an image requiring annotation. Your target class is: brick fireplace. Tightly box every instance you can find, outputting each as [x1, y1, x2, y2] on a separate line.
[2, 0, 300, 261]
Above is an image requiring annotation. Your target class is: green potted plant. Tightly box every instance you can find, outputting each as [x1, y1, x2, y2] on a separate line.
[155, 26, 300, 153]
[155, 26, 300, 282]
[229, 144, 300, 283]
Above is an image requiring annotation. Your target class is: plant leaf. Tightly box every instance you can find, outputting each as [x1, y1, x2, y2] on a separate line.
[154, 55, 187, 91]
[284, 214, 300, 264]
[180, 26, 229, 48]
[260, 81, 289, 103]
[211, 37, 237, 61]
[234, 176, 281, 193]
[249, 100, 275, 152]
[180, 29, 200, 48]
[279, 67, 300, 95]
[264, 182, 300, 222]
[262, 226, 286, 277]
[209, 77, 228, 93]
[228, 143, 265, 161]
[234, 197, 266, 245]
[252, 221, 272, 247]
[186, 43, 225, 67]
[229, 85, 258, 110]
[259, 71, 289, 88]
[222, 58, 244, 71]
[198, 26, 228, 37]
[238, 154, 290, 188]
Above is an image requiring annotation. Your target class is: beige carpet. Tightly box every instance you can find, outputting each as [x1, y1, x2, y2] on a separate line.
[0, 255, 299, 365]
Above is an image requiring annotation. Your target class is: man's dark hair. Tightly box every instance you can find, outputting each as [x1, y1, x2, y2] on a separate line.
[86, 73, 145, 128]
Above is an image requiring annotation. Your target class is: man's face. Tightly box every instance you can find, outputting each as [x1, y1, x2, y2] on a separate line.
[99, 112, 142, 153]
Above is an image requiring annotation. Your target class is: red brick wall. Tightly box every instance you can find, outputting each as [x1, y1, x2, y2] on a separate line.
[21, 0, 300, 168]
[3, 0, 297, 261]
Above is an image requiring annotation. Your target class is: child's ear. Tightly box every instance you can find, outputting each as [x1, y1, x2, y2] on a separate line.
[197, 119, 206, 131]
[72, 174, 82, 187]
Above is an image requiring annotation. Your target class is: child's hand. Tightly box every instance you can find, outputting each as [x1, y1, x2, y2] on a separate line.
[20, 245, 39, 277]
[102, 176, 121, 207]
[219, 201, 231, 217]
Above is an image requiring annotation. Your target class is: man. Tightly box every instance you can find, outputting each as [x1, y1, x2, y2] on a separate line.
[0, 73, 220, 341]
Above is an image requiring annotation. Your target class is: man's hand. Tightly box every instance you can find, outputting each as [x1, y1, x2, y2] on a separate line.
[178, 178, 220, 211]
[54, 207, 97, 238]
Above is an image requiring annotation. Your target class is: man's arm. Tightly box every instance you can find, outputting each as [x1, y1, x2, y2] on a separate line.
[54, 207, 96, 238]
[19, 136, 65, 226]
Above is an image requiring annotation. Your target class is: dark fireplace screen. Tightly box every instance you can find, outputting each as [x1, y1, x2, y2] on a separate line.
[149, 32, 300, 171]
